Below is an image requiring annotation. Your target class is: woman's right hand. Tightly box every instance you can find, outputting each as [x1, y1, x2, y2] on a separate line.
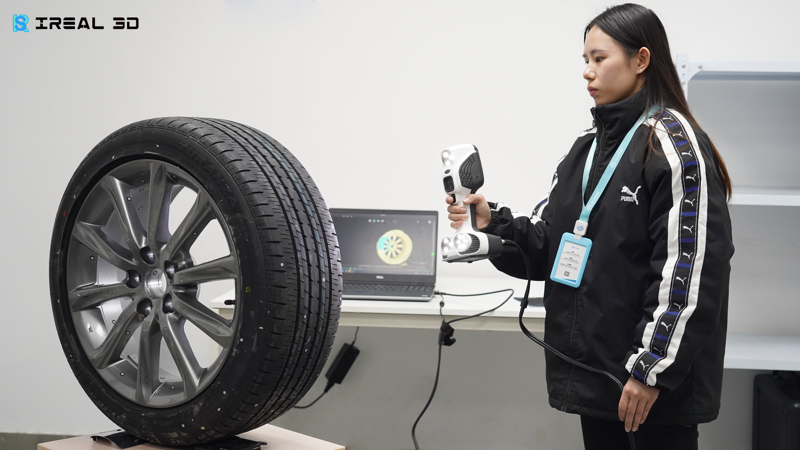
[445, 194, 491, 230]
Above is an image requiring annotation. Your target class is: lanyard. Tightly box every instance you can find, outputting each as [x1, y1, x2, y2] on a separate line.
[575, 107, 656, 237]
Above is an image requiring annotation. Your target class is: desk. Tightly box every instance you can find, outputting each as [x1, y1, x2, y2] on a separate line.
[340, 276, 545, 332]
[210, 276, 800, 371]
[210, 276, 546, 333]
[37, 424, 345, 450]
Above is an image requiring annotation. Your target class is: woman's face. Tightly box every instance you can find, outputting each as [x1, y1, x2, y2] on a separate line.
[583, 25, 646, 106]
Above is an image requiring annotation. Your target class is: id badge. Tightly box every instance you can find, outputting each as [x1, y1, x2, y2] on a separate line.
[550, 233, 592, 288]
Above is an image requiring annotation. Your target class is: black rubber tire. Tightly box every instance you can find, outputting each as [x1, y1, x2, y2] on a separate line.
[49, 117, 342, 446]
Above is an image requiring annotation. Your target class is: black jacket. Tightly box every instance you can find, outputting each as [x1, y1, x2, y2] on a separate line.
[484, 89, 733, 424]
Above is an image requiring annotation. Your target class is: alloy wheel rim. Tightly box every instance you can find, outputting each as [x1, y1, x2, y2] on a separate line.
[65, 159, 240, 408]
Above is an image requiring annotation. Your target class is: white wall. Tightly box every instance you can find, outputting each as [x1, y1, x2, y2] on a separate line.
[0, 0, 797, 447]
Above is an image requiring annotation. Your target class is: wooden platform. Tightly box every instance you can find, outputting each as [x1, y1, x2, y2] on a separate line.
[38, 424, 345, 450]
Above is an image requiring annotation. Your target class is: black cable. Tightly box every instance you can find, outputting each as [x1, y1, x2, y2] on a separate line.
[411, 300, 446, 450]
[293, 386, 329, 409]
[412, 289, 515, 450]
[351, 326, 360, 346]
[434, 288, 513, 297]
[437, 288, 515, 324]
[411, 343, 443, 450]
[504, 240, 638, 450]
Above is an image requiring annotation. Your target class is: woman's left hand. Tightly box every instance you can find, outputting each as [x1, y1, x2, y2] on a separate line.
[618, 377, 660, 432]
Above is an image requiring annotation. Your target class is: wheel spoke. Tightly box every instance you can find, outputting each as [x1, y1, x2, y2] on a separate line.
[100, 175, 146, 254]
[162, 191, 214, 260]
[172, 255, 237, 285]
[87, 302, 142, 370]
[147, 162, 171, 253]
[69, 282, 133, 311]
[172, 292, 234, 348]
[160, 313, 203, 398]
[135, 313, 161, 404]
[73, 221, 135, 269]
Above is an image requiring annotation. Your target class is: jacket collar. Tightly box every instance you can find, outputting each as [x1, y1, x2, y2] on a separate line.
[590, 88, 648, 148]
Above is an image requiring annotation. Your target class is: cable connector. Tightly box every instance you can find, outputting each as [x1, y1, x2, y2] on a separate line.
[325, 342, 360, 386]
[439, 321, 456, 346]
[501, 239, 522, 254]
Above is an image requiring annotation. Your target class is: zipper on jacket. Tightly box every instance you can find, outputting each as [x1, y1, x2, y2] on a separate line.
[560, 288, 580, 411]
[585, 113, 605, 202]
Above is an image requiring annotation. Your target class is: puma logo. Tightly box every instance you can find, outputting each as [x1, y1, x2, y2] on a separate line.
[682, 252, 693, 260]
[685, 174, 698, 182]
[639, 360, 649, 371]
[684, 198, 696, 207]
[660, 321, 674, 332]
[675, 276, 687, 285]
[681, 151, 693, 156]
[621, 186, 642, 205]
[682, 225, 695, 234]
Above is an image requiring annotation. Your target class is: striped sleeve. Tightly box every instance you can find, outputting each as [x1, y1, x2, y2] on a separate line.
[623, 109, 732, 391]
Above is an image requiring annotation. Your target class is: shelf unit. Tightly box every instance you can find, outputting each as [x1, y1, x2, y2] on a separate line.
[677, 55, 800, 371]
[729, 186, 800, 207]
[676, 55, 800, 99]
[725, 334, 800, 371]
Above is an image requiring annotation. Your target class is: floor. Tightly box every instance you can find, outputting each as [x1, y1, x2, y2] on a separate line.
[0, 433, 75, 450]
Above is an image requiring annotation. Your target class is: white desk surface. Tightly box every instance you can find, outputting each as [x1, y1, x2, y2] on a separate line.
[38, 424, 345, 450]
[339, 276, 545, 332]
[210, 276, 800, 370]
[211, 276, 546, 332]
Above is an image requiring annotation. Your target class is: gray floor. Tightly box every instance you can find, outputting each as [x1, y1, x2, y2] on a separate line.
[0, 433, 75, 450]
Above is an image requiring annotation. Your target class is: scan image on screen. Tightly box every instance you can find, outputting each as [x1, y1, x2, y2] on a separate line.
[332, 211, 436, 277]
[376, 229, 413, 265]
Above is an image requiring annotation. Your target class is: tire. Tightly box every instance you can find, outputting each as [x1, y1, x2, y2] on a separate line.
[49, 117, 342, 446]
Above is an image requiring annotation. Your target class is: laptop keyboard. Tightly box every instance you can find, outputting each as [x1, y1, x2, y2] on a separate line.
[344, 283, 434, 293]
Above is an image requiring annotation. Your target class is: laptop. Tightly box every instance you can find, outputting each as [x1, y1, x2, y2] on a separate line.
[330, 208, 438, 301]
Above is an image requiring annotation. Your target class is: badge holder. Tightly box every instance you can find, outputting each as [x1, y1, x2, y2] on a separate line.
[550, 220, 592, 288]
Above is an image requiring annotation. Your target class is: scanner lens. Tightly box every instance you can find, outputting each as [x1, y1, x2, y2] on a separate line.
[454, 233, 471, 252]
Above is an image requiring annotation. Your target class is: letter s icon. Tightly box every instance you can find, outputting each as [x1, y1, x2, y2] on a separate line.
[13, 14, 29, 32]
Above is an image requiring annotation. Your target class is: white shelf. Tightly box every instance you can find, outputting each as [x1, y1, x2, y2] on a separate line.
[689, 61, 800, 81]
[729, 186, 800, 207]
[724, 333, 800, 371]
[676, 55, 800, 99]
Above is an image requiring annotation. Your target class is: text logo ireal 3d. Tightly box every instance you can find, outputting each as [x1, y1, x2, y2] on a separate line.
[12, 15, 139, 32]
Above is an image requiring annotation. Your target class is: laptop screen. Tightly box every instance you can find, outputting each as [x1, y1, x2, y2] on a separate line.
[330, 209, 438, 284]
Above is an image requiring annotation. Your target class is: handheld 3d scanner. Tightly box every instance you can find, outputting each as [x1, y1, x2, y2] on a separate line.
[440, 144, 503, 263]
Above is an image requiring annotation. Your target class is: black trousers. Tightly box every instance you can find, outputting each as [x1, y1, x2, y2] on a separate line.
[580, 416, 698, 450]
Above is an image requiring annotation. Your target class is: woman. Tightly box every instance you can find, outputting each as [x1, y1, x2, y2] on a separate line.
[446, 4, 733, 449]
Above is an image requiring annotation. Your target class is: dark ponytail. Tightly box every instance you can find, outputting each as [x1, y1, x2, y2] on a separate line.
[585, 4, 732, 199]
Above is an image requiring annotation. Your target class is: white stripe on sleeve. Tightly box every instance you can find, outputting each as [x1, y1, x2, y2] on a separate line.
[624, 110, 709, 386]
